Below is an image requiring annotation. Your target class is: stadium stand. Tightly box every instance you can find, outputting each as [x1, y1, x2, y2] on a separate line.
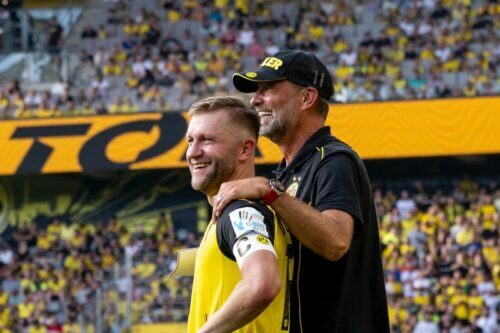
[0, 212, 197, 332]
[0, 0, 498, 118]
[376, 178, 499, 333]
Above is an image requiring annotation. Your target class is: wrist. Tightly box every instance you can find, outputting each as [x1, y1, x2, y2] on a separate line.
[260, 177, 271, 197]
[262, 178, 285, 205]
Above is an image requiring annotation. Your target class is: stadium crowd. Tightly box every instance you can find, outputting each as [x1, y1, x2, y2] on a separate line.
[0, 0, 498, 118]
[0, 213, 197, 333]
[0, 176, 498, 332]
[376, 178, 499, 333]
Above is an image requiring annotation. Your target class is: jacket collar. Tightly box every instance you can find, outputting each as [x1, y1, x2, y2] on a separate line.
[273, 126, 332, 178]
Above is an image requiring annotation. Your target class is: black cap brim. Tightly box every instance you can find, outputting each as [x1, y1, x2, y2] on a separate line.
[233, 70, 286, 94]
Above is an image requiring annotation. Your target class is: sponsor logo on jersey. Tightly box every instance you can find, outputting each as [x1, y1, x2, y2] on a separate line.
[229, 207, 268, 238]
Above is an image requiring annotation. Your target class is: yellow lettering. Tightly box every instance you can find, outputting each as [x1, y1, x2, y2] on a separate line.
[274, 59, 283, 69]
[260, 57, 283, 70]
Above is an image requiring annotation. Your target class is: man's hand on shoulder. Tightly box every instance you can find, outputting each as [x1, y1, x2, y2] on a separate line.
[213, 177, 270, 220]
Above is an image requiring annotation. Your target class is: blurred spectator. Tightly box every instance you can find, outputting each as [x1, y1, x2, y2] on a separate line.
[413, 310, 439, 333]
[143, 20, 161, 45]
[237, 22, 255, 47]
[47, 16, 63, 54]
[247, 36, 266, 58]
[81, 25, 97, 39]
[476, 305, 498, 333]
[396, 190, 417, 219]
[50, 77, 68, 97]
[0, 243, 13, 268]
[0, 8, 10, 21]
[264, 37, 279, 56]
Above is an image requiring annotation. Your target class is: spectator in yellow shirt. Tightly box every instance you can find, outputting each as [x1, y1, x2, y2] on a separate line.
[335, 61, 353, 81]
[17, 297, 35, 320]
[28, 320, 46, 333]
[48, 274, 66, 294]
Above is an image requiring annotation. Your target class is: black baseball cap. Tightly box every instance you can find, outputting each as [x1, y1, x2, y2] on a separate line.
[233, 50, 334, 100]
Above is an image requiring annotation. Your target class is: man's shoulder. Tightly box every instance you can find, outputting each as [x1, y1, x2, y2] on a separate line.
[316, 136, 367, 175]
[216, 199, 276, 253]
[322, 136, 358, 157]
[218, 200, 275, 233]
[221, 199, 272, 217]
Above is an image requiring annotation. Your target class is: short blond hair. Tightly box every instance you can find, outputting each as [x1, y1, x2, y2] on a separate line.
[188, 96, 260, 140]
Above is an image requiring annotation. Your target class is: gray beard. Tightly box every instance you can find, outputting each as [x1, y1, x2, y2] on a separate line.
[260, 116, 294, 143]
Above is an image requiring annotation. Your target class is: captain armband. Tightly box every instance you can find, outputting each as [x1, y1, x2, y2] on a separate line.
[232, 232, 277, 269]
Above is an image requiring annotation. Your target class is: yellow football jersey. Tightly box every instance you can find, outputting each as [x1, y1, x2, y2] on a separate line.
[188, 200, 293, 333]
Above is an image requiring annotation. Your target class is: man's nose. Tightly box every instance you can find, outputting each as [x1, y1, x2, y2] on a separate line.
[250, 89, 263, 107]
[186, 141, 202, 160]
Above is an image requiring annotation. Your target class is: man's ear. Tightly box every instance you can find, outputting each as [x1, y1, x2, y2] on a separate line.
[239, 139, 256, 162]
[301, 87, 319, 110]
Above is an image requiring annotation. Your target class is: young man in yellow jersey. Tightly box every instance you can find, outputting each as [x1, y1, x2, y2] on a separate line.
[185, 96, 292, 333]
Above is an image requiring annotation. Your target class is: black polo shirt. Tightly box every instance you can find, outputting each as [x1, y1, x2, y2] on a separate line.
[273, 126, 389, 333]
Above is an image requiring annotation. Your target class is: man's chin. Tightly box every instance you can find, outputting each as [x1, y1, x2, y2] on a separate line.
[191, 181, 207, 193]
[192, 179, 217, 195]
[260, 130, 281, 143]
[259, 127, 272, 138]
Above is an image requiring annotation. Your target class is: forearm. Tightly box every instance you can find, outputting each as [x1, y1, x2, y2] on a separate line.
[272, 194, 351, 261]
[199, 280, 270, 333]
[213, 177, 353, 260]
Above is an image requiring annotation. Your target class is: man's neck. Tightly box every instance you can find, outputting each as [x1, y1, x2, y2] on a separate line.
[279, 123, 324, 165]
[207, 165, 255, 206]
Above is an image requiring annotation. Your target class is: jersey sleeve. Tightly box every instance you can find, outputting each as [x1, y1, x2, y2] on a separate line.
[216, 200, 276, 264]
[313, 153, 364, 238]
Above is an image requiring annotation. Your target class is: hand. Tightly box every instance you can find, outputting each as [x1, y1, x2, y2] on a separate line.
[212, 177, 269, 220]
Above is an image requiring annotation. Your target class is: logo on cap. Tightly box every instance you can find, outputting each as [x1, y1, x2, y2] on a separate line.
[260, 57, 283, 70]
[245, 72, 257, 78]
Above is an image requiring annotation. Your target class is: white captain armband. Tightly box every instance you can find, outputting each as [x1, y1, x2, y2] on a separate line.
[228, 207, 270, 239]
[232, 232, 277, 269]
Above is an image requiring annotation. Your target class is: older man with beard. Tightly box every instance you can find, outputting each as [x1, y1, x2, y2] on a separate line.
[213, 50, 390, 332]
[185, 96, 293, 333]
